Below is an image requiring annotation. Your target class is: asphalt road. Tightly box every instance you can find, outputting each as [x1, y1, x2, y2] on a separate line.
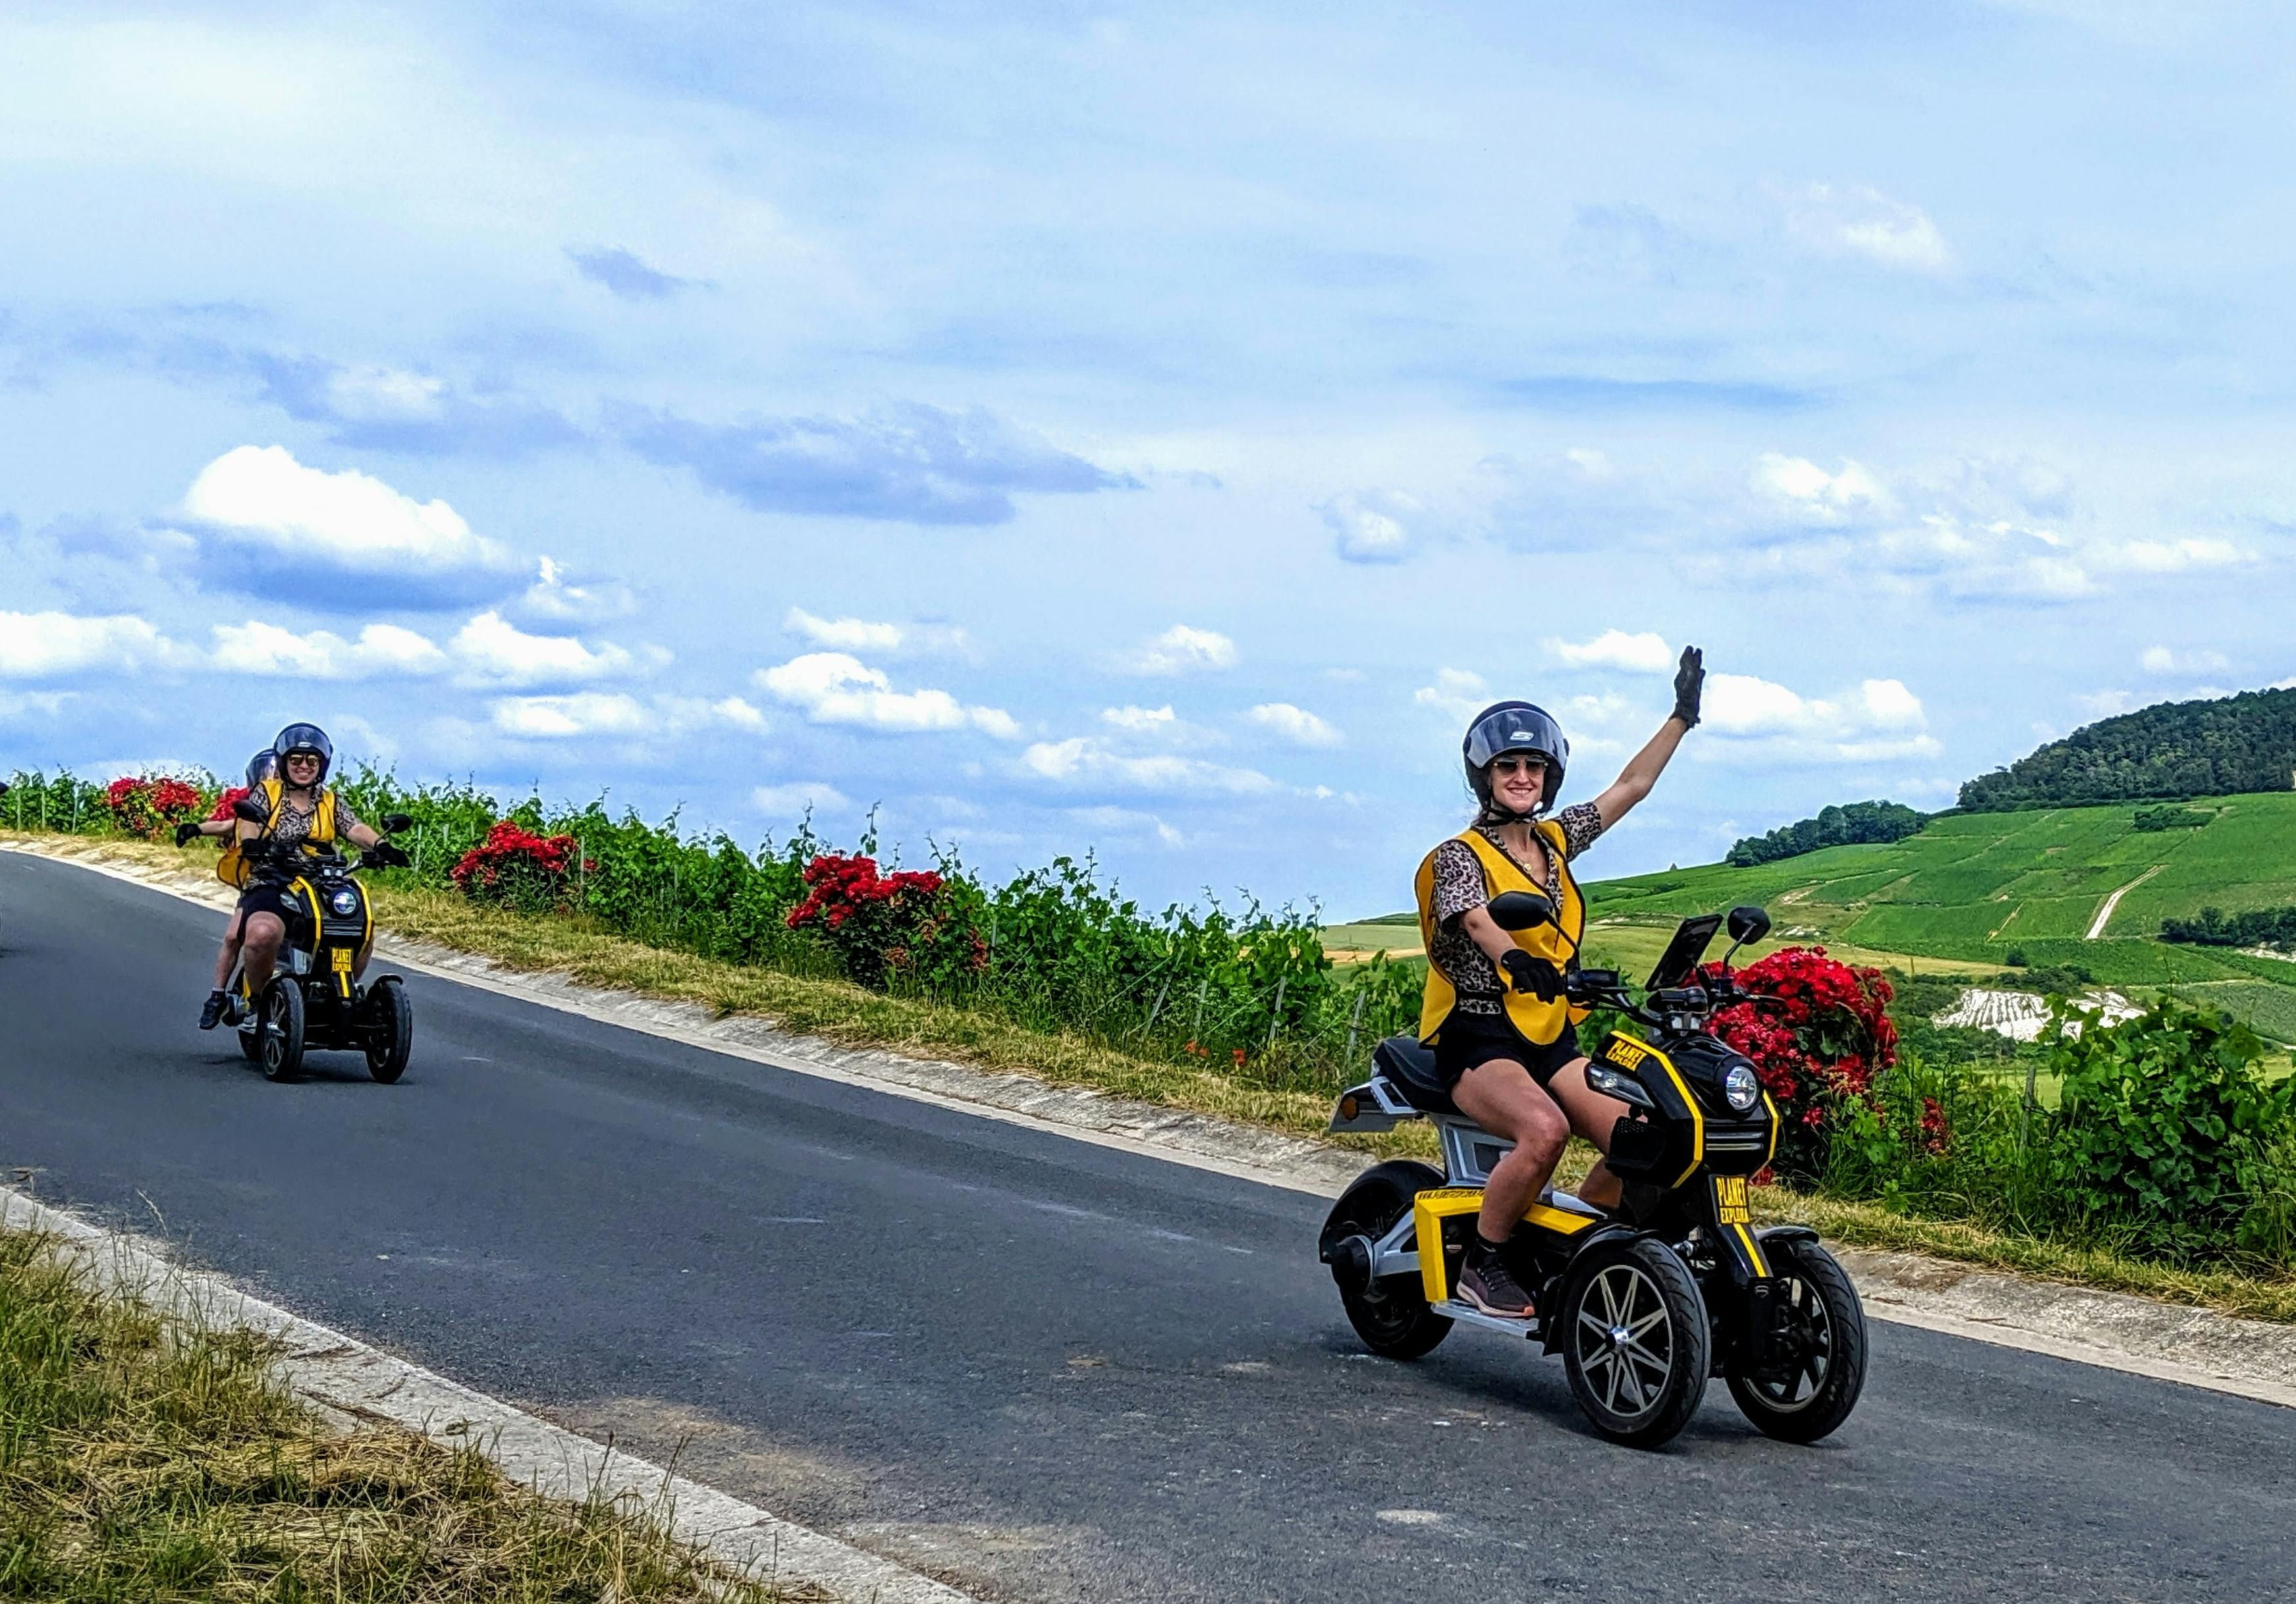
[3, 850, 2291, 1603]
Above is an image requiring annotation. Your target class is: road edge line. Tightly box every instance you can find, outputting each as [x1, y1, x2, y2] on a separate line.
[0, 1184, 977, 1604]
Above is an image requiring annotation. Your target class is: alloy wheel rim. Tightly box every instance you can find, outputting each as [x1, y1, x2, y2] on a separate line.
[1749, 1275, 1832, 1412]
[1575, 1262, 1672, 1419]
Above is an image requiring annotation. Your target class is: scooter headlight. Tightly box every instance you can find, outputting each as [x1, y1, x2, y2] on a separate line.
[1724, 1063, 1761, 1112]
[329, 888, 359, 916]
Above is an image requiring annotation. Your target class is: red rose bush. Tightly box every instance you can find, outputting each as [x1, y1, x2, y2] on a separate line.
[1705, 946, 1900, 1181]
[451, 820, 581, 912]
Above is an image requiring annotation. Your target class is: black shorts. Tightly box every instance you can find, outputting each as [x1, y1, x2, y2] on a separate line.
[1433, 1011, 1583, 1091]
[236, 882, 306, 929]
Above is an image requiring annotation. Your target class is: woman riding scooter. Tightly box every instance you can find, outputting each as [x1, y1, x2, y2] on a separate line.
[233, 724, 394, 1000]
[1418, 647, 1705, 1320]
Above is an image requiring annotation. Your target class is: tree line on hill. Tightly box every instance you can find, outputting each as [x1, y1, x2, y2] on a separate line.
[2160, 905, 2296, 952]
[1726, 800, 1928, 867]
[1959, 685, 2296, 811]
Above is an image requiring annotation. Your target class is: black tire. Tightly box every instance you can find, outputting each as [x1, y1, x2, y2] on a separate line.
[237, 1022, 261, 1062]
[259, 980, 305, 1083]
[1320, 1160, 1452, 1360]
[1727, 1241, 1867, 1443]
[362, 976, 412, 1084]
[1560, 1237, 1711, 1448]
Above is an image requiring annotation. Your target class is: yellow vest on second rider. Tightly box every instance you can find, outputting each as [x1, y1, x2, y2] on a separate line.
[1413, 821, 1589, 1048]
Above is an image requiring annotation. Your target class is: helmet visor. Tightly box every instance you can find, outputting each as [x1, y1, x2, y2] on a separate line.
[1464, 704, 1568, 772]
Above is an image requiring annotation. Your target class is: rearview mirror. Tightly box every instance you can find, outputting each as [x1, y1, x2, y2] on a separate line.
[232, 795, 271, 825]
[379, 811, 413, 834]
[1726, 905, 1771, 944]
[1487, 890, 1556, 931]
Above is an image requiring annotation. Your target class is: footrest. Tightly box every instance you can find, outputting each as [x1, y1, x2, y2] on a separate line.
[1433, 1299, 1543, 1340]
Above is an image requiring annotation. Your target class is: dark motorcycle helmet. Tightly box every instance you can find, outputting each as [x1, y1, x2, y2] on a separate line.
[1462, 701, 1569, 817]
[271, 723, 333, 786]
[244, 749, 279, 791]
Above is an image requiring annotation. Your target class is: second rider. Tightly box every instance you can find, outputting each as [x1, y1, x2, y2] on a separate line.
[1414, 647, 1705, 1320]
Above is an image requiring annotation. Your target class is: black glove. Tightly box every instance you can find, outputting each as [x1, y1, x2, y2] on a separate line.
[1672, 645, 1705, 728]
[366, 840, 412, 869]
[1500, 949, 1561, 1000]
[174, 821, 202, 847]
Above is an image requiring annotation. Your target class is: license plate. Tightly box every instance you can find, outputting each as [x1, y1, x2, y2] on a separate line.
[1712, 1174, 1751, 1225]
[331, 948, 354, 975]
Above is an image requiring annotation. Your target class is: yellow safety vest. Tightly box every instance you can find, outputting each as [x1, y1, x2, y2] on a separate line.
[1414, 822, 1589, 1048]
[243, 776, 339, 863]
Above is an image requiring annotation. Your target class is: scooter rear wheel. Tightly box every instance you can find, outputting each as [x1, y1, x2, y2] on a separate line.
[362, 976, 412, 1084]
[1321, 1160, 1452, 1360]
[1560, 1237, 1710, 1448]
[259, 980, 306, 1083]
[1726, 1241, 1866, 1443]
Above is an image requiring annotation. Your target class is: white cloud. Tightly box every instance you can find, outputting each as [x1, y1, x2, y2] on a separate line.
[179, 445, 513, 581]
[2141, 645, 2231, 675]
[1103, 704, 1178, 734]
[1789, 184, 1952, 273]
[756, 651, 1017, 737]
[2104, 537, 2246, 573]
[1019, 737, 1274, 795]
[1551, 629, 1674, 674]
[1414, 667, 1490, 720]
[711, 696, 769, 732]
[519, 556, 638, 624]
[1565, 447, 1616, 479]
[2074, 689, 2138, 719]
[1124, 624, 1236, 675]
[1068, 804, 1188, 847]
[489, 692, 650, 738]
[323, 365, 446, 422]
[0, 611, 181, 678]
[1701, 673, 1936, 761]
[753, 780, 850, 815]
[211, 620, 448, 679]
[1321, 489, 1428, 564]
[449, 611, 634, 687]
[1752, 454, 1893, 522]
[1247, 702, 1342, 747]
[782, 606, 971, 656]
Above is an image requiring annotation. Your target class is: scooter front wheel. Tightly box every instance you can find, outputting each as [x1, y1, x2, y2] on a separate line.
[1560, 1237, 1710, 1448]
[259, 980, 306, 1083]
[1726, 1241, 1867, 1443]
[362, 976, 412, 1084]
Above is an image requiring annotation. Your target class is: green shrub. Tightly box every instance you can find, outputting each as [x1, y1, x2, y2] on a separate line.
[2044, 1000, 2290, 1263]
[2133, 804, 2212, 832]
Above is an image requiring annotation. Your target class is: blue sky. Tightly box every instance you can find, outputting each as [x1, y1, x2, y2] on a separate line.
[4, 1, 2293, 918]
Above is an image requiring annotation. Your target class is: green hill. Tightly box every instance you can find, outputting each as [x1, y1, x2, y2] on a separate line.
[1960, 685, 2296, 810]
[1583, 791, 2296, 1043]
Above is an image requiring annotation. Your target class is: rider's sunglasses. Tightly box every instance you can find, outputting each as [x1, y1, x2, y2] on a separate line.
[1489, 754, 1546, 776]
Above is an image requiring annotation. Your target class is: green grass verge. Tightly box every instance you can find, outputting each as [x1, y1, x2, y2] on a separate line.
[0, 1225, 805, 1602]
[19, 834, 2296, 1325]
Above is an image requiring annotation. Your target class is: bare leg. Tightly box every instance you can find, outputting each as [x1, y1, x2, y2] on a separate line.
[242, 913, 287, 995]
[1543, 1057, 1633, 1210]
[1450, 1059, 1571, 1243]
[212, 907, 247, 990]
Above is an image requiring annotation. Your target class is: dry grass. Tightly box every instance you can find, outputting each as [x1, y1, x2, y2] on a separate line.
[0, 1225, 814, 1603]
[17, 833, 2296, 1325]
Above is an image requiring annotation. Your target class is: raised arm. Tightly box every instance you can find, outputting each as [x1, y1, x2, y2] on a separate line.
[1590, 646, 1703, 832]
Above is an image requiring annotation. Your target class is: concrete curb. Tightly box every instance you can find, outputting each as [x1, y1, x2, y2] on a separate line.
[0, 1184, 975, 1604]
[8, 834, 2294, 1416]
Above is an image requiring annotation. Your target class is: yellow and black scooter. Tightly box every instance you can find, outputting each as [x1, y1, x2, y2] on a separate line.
[227, 796, 416, 1084]
[1319, 894, 1867, 1449]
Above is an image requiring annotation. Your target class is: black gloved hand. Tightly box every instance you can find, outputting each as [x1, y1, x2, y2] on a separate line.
[366, 840, 412, 869]
[174, 821, 202, 847]
[1500, 948, 1561, 1000]
[1672, 645, 1705, 728]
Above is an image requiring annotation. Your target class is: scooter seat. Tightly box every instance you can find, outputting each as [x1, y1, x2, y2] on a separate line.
[1371, 1034, 1457, 1117]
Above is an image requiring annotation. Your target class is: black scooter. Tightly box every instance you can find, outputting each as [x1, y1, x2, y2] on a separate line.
[227, 795, 416, 1084]
[1321, 893, 1867, 1448]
